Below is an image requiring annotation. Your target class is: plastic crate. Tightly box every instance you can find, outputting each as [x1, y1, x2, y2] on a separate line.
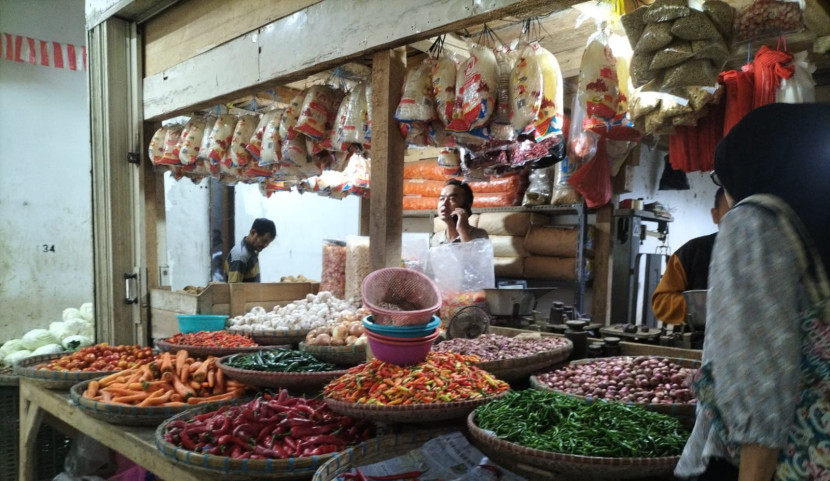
[0, 383, 72, 481]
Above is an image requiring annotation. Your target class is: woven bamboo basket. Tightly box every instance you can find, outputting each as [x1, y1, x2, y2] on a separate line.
[155, 339, 290, 358]
[474, 342, 572, 384]
[467, 411, 681, 480]
[0, 367, 17, 387]
[216, 356, 348, 392]
[324, 391, 508, 424]
[311, 430, 453, 481]
[298, 342, 367, 366]
[13, 353, 121, 390]
[155, 404, 336, 480]
[530, 356, 701, 418]
[69, 379, 242, 426]
[247, 328, 311, 346]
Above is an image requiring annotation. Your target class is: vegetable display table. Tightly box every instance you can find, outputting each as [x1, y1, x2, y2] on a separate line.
[18, 378, 202, 481]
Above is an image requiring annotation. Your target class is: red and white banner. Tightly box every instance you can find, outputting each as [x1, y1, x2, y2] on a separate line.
[0, 32, 86, 71]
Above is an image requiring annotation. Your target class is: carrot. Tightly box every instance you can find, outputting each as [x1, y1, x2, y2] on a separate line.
[175, 349, 189, 378]
[214, 368, 225, 395]
[139, 364, 154, 382]
[98, 369, 136, 386]
[180, 364, 190, 384]
[172, 375, 196, 399]
[127, 382, 144, 391]
[142, 381, 172, 393]
[192, 358, 213, 382]
[189, 380, 202, 391]
[138, 389, 173, 407]
[101, 387, 143, 397]
[86, 380, 100, 398]
[102, 391, 113, 402]
[207, 369, 216, 388]
[170, 393, 183, 403]
[159, 352, 174, 373]
[186, 392, 235, 404]
[161, 371, 175, 383]
[124, 371, 142, 385]
[112, 392, 149, 403]
[188, 361, 202, 372]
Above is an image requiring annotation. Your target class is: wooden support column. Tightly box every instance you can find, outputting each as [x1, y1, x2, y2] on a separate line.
[18, 383, 44, 481]
[369, 48, 406, 271]
[591, 205, 614, 325]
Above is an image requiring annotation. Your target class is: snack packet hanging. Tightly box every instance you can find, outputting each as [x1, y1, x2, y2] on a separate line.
[195, 115, 217, 163]
[148, 126, 167, 166]
[431, 55, 457, 127]
[158, 125, 183, 166]
[206, 114, 238, 165]
[246, 110, 278, 161]
[395, 58, 437, 122]
[229, 114, 259, 167]
[282, 134, 309, 166]
[340, 83, 370, 146]
[529, 42, 565, 141]
[295, 85, 336, 141]
[257, 110, 284, 166]
[491, 43, 519, 141]
[446, 43, 497, 132]
[177, 116, 207, 166]
[509, 40, 543, 134]
[279, 92, 305, 141]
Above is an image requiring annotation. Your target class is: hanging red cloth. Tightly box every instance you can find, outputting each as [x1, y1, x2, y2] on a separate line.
[752, 44, 794, 108]
[719, 67, 755, 136]
[668, 99, 725, 173]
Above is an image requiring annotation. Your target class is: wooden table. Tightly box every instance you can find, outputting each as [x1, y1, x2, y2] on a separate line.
[18, 378, 202, 481]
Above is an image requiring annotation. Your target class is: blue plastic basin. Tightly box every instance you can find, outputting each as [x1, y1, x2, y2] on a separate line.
[362, 315, 441, 338]
[176, 314, 228, 333]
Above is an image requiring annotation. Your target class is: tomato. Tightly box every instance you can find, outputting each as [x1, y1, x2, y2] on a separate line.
[84, 353, 97, 363]
[117, 360, 128, 369]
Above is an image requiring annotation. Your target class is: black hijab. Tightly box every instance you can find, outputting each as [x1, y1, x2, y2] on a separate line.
[714, 103, 830, 272]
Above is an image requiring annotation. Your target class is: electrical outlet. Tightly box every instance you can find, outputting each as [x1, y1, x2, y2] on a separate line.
[159, 265, 170, 286]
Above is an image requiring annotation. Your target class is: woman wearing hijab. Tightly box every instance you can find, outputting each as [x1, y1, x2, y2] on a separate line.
[675, 103, 830, 481]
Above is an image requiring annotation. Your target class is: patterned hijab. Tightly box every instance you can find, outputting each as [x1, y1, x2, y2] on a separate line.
[714, 103, 830, 272]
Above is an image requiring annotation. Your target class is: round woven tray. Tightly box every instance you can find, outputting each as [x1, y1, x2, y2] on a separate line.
[0, 367, 17, 386]
[69, 379, 241, 426]
[529, 355, 701, 418]
[311, 430, 453, 481]
[216, 356, 348, 391]
[298, 342, 367, 366]
[246, 328, 311, 346]
[474, 342, 573, 384]
[13, 353, 122, 390]
[324, 391, 509, 424]
[155, 404, 334, 480]
[467, 411, 681, 480]
[155, 339, 290, 358]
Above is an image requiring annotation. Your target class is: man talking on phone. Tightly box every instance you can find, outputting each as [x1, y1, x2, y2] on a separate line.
[430, 179, 489, 247]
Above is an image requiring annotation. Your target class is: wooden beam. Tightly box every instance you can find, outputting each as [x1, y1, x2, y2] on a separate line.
[86, 0, 180, 30]
[143, 0, 580, 120]
[591, 204, 613, 325]
[369, 48, 407, 271]
[143, 0, 322, 77]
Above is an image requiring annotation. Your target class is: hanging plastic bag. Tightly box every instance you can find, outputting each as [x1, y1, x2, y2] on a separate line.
[529, 42, 565, 142]
[431, 55, 458, 127]
[567, 136, 611, 208]
[491, 43, 518, 141]
[320, 239, 346, 299]
[509, 40, 543, 134]
[205, 114, 238, 165]
[732, 0, 804, 43]
[158, 125, 183, 166]
[437, 148, 462, 176]
[777, 50, 816, 103]
[339, 83, 370, 146]
[279, 92, 306, 141]
[395, 58, 437, 122]
[148, 126, 167, 166]
[446, 43, 498, 132]
[228, 114, 259, 167]
[429, 238, 495, 320]
[345, 235, 371, 301]
[195, 115, 217, 163]
[177, 116, 207, 166]
[401, 121, 430, 148]
[257, 110, 284, 166]
[522, 165, 556, 206]
[246, 109, 278, 162]
[295, 85, 337, 141]
[281, 134, 309, 166]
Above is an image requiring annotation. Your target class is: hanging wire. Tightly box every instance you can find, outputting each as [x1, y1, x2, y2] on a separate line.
[428, 35, 446, 59]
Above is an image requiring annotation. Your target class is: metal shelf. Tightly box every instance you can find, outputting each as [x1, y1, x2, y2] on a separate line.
[614, 209, 673, 223]
[404, 203, 584, 217]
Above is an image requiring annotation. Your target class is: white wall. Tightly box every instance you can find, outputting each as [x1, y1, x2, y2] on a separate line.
[0, 0, 92, 341]
[163, 172, 211, 288]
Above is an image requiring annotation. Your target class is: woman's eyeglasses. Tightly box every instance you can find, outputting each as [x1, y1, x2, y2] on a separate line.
[710, 171, 722, 187]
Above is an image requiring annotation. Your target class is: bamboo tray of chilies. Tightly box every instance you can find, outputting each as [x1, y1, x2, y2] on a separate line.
[324, 391, 510, 424]
[155, 403, 336, 481]
[466, 411, 682, 480]
[69, 379, 243, 426]
[216, 355, 349, 392]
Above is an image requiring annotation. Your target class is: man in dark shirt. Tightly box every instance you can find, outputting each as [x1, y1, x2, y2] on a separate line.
[222, 218, 276, 283]
[651, 188, 731, 324]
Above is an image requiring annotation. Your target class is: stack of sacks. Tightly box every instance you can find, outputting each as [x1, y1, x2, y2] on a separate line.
[523, 225, 580, 280]
[403, 159, 527, 210]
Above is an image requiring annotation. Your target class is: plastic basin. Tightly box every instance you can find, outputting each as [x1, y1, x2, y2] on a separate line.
[367, 329, 440, 366]
[176, 314, 228, 333]
[362, 315, 440, 338]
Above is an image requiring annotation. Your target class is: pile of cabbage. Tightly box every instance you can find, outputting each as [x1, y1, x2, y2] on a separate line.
[1, 302, 95, 367]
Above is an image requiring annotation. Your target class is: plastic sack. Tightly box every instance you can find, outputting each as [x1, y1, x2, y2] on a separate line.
[258, 110, 284, 166]
[195, 116, 217, 163]
[568, 136, 611, 208]
[320, 239, 346, 299]
[642, 0, 690, 23]
[396, 58, 437, 122]
[579, 31, 622, 135]
[402, 237, 430, 274]
[246, 110, 278, 161]
[205, 114, 238, 164]
[61, 434, 114, 478]
[446, 44, 497, 132]
[621, 6, 649, 49]
[177, 116, 207, 165]
[281, 134, 309, 166]
[404, 159, 452, 181]
[732, 0, 803, 43]
[431, 55, 457, 127]
[522, 165, 556, 206]
[509, 41, 543, 133]
[777, 51, 816, 103]
[401, 121, 430, 147]
[437, 148, 462, 176]
[491, 44, 518, 141]
[527, 43, 564, 142]
[279, 92, 306, 141]
[345, 235, 371, 301]
[429, 238, 495, 307]
[428, 120, 458, 149]
[295, 85, 337, 141]
[703, 0, 735, 40]
[228, 114, 259, 167]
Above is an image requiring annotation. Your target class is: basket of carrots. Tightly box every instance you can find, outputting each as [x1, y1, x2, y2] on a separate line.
[69, 349, 247, 426]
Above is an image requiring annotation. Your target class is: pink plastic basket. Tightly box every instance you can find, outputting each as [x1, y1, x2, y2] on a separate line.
[361, 268, 441, 326]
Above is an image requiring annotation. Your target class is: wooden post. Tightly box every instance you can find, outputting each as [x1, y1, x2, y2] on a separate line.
[591, 204, 614, 325]
[369, 48, 406, 270]
[18, 382, 44, 481]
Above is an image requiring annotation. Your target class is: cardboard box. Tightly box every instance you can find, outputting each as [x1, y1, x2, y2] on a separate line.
[149, 282, 320, 339]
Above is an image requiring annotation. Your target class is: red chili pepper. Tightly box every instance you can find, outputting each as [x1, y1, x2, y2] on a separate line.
[166, 331, 257, 347]
[290, 424, 334, 438]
